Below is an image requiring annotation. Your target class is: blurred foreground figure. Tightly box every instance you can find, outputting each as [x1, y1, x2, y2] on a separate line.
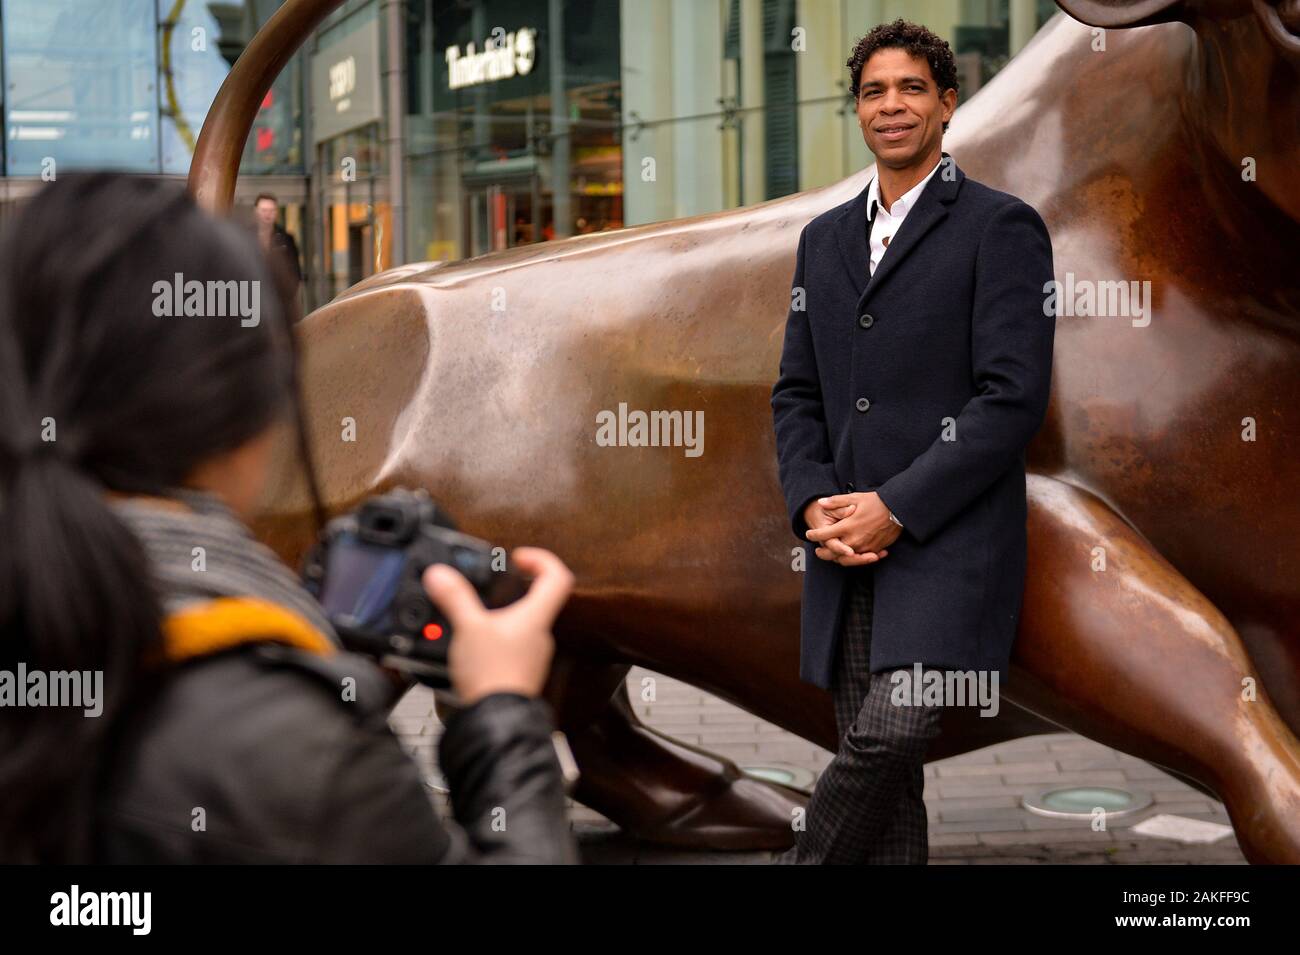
[0, 174, 577, 864]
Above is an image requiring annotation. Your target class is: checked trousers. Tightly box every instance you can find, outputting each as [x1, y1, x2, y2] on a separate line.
[783, 565, 946, 864]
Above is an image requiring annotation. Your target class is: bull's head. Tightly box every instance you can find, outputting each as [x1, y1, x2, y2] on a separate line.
[1058, 0, 1300, 222]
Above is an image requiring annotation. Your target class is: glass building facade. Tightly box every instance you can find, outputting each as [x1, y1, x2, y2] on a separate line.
[0, 0, 1057, 307]
[392, 0, 1055, 276]
[405, 0, 622, 263]
[0, 0, 308, 284]
[1, 0, 305, 176]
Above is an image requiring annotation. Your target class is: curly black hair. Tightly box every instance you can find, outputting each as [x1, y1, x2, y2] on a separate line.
[847, 20, 959, 129]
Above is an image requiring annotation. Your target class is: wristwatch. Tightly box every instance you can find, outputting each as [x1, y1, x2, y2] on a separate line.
[888, 510, 904, 529]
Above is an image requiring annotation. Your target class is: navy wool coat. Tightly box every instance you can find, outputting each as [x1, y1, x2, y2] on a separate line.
[770, 156, 1055, 689]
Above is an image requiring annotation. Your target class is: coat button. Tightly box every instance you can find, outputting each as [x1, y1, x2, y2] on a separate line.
[855, 397, 871, 412]
[845, 482, 856, 492]
[858, 313, 874, 329]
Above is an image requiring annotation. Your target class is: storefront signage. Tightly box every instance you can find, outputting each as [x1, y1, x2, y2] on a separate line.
[445, 27, 537, 90]
[311, 17, 382, 144]
[328, 56, 357, 111]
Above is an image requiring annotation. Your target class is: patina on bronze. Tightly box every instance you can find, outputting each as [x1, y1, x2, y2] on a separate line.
[189, 0, 1300, 862]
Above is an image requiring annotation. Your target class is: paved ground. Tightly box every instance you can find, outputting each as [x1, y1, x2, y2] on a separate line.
[391, 668, 1246, 864]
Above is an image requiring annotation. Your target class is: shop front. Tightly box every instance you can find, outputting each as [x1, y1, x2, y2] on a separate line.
[311, 6, 392, 304]
[405, 0, 623, 263]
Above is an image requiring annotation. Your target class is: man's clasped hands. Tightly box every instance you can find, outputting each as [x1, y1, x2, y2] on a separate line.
[802, 491, 902, 566]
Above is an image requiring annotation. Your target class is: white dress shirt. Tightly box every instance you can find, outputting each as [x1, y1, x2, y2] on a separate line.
[866, 157, 943, 276]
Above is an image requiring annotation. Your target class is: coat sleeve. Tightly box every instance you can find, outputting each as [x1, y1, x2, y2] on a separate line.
[436, 693, 579, 864]
[875, 200, 1055, 544]
[314, 692, 576, 864]
[771, 226, 841, 541]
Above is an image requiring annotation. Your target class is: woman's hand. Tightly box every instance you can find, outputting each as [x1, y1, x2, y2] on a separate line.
[422, 547, 574, 705]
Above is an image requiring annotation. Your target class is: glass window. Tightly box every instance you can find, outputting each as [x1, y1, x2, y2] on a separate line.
[158, 0, 305, 175]
[3, 0, 159, 175]
[0, 0, 304, 177]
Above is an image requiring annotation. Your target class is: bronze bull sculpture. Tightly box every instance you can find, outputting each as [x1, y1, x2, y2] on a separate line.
[189, 0, 1300, 862]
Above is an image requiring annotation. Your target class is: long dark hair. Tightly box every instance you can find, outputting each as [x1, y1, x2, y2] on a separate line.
[0, 173, 313, 862]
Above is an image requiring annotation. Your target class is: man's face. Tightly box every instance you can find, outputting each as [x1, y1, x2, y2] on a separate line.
[855, 47, 955, 167]
[255, 199, 278, 226]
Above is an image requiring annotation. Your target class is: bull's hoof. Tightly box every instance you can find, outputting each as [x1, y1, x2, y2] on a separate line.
[565, 683, 806, 850]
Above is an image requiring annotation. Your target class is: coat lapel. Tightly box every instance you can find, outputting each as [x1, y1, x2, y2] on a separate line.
[834, 179, 873, 300]
[835, 153, 964, 305]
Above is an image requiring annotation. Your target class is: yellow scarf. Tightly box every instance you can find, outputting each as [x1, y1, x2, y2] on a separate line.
[161, 596, 336, 663]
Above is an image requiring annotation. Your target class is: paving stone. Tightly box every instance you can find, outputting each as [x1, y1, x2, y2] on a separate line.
[938, 748, 999, 764]
[979, 828, 1114, 845]
[699, 729, 773, 744]
[999, 769, 1130, 785]
[1022, 815, 1113, 831]
[751, 743, 825, 762]
[1055, 756, 1129, 771]
[638, 710, 710, 725]
[939, 761, 1056, 777]
[932, 795, 1022, 811]
[932, 780, 1021, 798]
[939, 805, 1034, 823]
[932, 819, 1027, 833]
[928, 833, 981, 847]
[1146, 793, 1218, 809]
[630, 706, 714, 719]
[1047, 739, 1114, 753]
[701, 713, 764, 725]
[992, 749, 1060, 765]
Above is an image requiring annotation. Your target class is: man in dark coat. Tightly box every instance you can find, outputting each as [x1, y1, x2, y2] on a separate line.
[770, 20, 1055, 863]
[254, 192, 302, 280]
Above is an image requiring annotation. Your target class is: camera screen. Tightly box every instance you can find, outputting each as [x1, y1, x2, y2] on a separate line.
[316, 532, 407, 629]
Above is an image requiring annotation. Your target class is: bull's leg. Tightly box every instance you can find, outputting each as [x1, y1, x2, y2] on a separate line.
[1007, 475, 1300, 863]
[542, 654, 1065, 850]
[543, 655, 807, 850]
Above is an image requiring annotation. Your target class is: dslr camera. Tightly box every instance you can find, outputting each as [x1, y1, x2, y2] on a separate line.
[302, 487, 529, 689]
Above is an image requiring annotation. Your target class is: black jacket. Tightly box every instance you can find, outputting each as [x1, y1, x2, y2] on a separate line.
[268, 223, 301, 283]
[770, 155, 1055, 688]
[95, 643, 577, 863]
